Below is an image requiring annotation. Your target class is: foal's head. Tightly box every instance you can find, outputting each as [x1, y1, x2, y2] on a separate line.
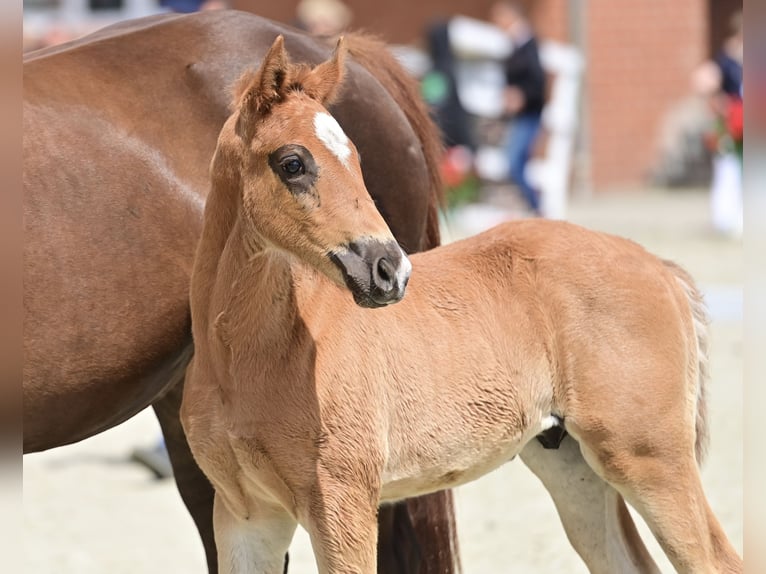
[220, 35, 411, 308]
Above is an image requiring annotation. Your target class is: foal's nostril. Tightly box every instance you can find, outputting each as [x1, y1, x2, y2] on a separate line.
[337, 240, 408, 307]
[375, 257, 395, 287]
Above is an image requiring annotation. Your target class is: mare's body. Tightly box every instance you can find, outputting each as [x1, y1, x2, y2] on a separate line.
[23, 11, 455, 573]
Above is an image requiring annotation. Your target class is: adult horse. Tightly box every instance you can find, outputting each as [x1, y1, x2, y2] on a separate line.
[23, 10, 457, 573]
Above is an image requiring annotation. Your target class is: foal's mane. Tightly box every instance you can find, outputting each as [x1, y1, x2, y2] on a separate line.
[231, 63, 331, 113]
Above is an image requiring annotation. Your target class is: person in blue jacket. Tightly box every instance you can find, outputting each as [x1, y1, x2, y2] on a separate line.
[491, 1, 547, 216]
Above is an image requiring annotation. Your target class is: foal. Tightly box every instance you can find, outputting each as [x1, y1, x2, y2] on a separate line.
[183, 37, 742, 573]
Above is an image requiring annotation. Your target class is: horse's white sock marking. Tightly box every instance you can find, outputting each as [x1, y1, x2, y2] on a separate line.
[314, 112, 351, 167]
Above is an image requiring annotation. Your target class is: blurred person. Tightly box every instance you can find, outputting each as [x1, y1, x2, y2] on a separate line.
[424, 21, 474, 151]
[295, 0, 352, 37]
[695, 11, 743, 237]
[716, 11, 743, 100]
[160, 0, 226, 13]
[422, 20, 476, 205]
[491, 1, 546, 216]
[200, 0, 227, 9]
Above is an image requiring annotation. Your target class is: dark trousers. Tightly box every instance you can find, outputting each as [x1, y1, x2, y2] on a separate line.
[506, 113, 542, 212]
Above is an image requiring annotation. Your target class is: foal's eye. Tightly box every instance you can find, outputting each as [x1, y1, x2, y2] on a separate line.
[281, 156, 305, 176]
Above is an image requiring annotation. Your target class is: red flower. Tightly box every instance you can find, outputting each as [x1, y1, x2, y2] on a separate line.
[727, 98, 743, 142]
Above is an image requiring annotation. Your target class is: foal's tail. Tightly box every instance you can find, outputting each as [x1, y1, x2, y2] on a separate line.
[664, 260, 711, 466]
[344, 32, 445, 249]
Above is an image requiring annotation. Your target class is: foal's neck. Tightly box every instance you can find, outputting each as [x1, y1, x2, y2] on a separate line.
[193, 152, 304, 357]
[224, 215, 301, 339]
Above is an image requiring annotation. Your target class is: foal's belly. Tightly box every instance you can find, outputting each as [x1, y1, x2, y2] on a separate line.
[379, 411, 556, 502]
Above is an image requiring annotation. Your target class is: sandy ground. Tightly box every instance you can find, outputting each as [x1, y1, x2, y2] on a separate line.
[23, 189, 743, 573]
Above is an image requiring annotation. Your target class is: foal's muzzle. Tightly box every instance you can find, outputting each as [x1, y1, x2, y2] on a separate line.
[330, 239, 412, 308]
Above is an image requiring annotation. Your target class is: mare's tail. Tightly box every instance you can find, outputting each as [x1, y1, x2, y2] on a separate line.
[345, 32, 445, 250]
[664, 259, 711, 465]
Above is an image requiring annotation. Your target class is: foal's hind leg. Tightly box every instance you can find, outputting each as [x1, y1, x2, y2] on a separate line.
[520, 435, 660, 573]
[213, 492, 297, 574]
[569, 415, 741, 572]
[587, 451, 742, 573]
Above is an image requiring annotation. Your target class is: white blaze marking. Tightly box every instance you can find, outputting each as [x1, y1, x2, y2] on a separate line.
[314, 112, 351, 167]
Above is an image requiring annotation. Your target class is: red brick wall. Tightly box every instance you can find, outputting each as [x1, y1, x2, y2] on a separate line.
[530, 0, 569, 43]
[585, 0, 708, 188]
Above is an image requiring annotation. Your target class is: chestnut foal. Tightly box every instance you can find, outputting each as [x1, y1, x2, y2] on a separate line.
[183, 36, 742, 573]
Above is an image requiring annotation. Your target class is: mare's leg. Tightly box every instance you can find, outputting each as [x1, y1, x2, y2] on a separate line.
[520, 435, 659, 573]
[377, 503, 420, 573]
[214, 492, 297, 574]
[405, 491, 459, 574]
[153, 379, 218, 573]
[378, 491, 458, 574]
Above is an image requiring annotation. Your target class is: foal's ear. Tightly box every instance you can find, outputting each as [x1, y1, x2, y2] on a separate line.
[303, 37, 347, 106]
[236, 35, 289, 119]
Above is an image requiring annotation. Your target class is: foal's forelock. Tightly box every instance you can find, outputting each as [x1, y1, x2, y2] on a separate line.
[231, 34, 347, 134]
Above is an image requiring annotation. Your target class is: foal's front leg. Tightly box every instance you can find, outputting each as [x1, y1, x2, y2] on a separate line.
[304, 477, 380, 574]
[214, 492, 297, 574]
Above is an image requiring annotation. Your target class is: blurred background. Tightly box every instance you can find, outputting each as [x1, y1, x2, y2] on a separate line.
[23, 1, 744, 572]
[23, 0, 743, 226]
